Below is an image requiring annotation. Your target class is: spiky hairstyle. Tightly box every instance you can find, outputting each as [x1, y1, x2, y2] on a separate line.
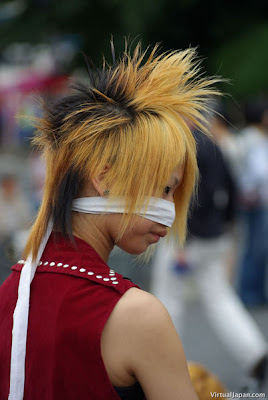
[24, 43, 220, 261]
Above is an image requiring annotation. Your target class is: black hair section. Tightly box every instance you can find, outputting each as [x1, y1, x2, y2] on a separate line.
[52, 168, 84, 247]
[44, 78, 135, 150]
[79, 51, 137, 115]
[42, 47, 148, 152]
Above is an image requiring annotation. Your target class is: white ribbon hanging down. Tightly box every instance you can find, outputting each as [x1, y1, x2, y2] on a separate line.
[8, 218, 53, 400]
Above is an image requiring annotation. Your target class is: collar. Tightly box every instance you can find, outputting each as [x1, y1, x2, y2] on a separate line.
[12, 232, 123, 290]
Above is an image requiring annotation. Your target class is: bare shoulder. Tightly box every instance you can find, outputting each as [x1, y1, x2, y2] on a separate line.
[102, 287, 170, 349]
[104, 288, 198, 399]
[101, 288, 171, 386]
[114, 287, 180, 351]
[115, 287, 169, 322]
[101, 286, 174, 359]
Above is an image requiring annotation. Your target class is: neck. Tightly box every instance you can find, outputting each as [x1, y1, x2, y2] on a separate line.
[71, 213, 114, 263]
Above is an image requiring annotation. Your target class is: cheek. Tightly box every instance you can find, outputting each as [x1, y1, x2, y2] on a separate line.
[117, 235, 149, 254]
[111, 216, 153, 237]
[129, 218, 155, 237]
[115, 218, 155, 254]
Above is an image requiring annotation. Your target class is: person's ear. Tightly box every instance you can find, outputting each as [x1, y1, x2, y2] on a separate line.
[91, 166, 110, 197]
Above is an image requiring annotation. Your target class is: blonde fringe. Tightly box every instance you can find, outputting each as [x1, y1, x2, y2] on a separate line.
[23, 43, 221, 261]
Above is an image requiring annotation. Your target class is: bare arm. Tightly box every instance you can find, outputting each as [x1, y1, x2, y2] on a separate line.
[101, 288, 198, 400]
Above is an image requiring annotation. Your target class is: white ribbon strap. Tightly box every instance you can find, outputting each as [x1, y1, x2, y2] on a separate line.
[72, 196, 175, 227]
[8, 218, 53, 400]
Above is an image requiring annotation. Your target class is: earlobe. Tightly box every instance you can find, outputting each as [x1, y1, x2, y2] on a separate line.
[91, 175, 107, 197]
[91, 166, 110, 197]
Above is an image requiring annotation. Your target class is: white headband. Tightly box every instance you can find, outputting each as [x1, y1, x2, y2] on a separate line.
[8, 196, 175, 400]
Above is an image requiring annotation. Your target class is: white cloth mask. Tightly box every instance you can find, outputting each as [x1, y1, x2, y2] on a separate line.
[8, 196, 175, 400]
[72, 196, 176, 227]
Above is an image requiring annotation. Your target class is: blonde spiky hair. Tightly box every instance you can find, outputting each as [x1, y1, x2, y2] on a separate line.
[24, 42, 220, 261]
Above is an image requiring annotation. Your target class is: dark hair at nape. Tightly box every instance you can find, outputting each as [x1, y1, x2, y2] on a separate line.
[52, 168, 84, 245]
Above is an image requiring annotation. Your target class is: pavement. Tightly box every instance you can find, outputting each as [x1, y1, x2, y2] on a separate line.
[181, 300, 268, 394]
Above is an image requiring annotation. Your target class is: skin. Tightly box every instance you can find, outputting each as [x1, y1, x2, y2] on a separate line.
[72, 165, 199, 400]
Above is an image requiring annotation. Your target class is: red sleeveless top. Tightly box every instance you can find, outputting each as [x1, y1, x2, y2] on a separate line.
[0, 232, 141, 400]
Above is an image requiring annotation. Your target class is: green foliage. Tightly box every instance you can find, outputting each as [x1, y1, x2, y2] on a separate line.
[210, 24, 268, 98]
[0, 0, 267, 97]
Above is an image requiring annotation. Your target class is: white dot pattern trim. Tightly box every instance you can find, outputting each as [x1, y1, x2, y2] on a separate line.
[16, 260, 122, 286]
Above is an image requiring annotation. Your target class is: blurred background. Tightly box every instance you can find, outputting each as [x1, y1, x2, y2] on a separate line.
[0, 0, 268, 396]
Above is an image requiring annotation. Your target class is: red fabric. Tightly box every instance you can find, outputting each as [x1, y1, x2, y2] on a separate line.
[0, 232, 139, 400]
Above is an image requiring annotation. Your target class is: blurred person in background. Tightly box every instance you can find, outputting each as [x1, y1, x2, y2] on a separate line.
[0, 44, 220, 400]
[234, 98, 268, 308]
[0, 173, 31, 285]
[151, 129, 268, 390]
[209, 105, 241, 185]
[209, 108, 241, 282]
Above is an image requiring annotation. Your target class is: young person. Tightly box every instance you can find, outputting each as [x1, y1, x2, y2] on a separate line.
[0, 42, 219, 400]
